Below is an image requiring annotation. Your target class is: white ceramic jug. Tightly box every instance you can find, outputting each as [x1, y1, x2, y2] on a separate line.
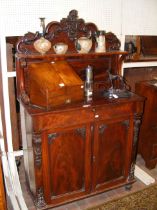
[75, 37, 92, 53]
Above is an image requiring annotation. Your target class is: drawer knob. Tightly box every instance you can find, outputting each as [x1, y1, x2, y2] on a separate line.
[95, 114, 99, 118]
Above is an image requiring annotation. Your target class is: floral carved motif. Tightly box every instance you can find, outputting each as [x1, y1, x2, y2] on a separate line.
[33, 133, 42, 168]
[16, 9, 121, 54]
[76, 127, 86, 139]
[48, 133, 59, 144]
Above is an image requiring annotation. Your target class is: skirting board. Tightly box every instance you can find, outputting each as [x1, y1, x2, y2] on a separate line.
[135, 165, 155, 185]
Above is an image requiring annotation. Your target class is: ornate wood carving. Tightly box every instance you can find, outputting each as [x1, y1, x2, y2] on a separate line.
[133, 114, 142, 146]
[128, 113, 142, 181]
[105, 32, 121, 51]
[16, 32, 40, 54]
[34, 187, 46, 208]
[48, 133, 59, 144]
[16, 10, 121, 54]
[33, 132, 42, 168]
[14, 9, 144, 209]
[122, 119, 129, 128]
[76, 127, 86, 139]
[46, 10, 97, 41]
[127, 162, 135, 183]
[99, 124, 107, 134]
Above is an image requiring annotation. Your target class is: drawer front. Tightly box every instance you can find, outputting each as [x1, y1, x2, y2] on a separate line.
[94, 104, 133, 121]
[33, 108, 94, 131]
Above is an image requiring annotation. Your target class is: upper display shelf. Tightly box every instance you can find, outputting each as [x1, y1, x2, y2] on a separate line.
[16, 10, 122, 56]
[16, 50, 128, 60]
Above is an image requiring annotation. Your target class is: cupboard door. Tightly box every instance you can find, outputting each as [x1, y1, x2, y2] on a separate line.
[42, 123, 92, 204]
[92, 117, 132, 191]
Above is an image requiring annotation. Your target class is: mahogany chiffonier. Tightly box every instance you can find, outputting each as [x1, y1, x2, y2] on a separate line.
[136, 80, 157, 169]
[15, 10, 144, 209]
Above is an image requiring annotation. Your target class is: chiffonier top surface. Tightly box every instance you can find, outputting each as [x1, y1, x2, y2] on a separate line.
[23, 91, 144, 115]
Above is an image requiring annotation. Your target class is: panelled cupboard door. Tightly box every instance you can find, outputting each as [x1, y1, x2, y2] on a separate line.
[92, 117, 132, 191]
[42, 123, 92, 205]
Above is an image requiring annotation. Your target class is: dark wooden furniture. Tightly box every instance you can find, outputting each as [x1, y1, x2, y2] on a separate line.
[140, 36, 157, 56]
[124, 67, 157, 92]
[16, 10, 144, 209]
[124, 35, 157, 62]
[136, 80, 157, 169]
[124, 35, 157, 92]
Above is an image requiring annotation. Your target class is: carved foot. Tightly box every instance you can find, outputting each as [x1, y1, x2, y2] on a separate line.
[125, 183, 132, 191]
[34, 188, 46, 209]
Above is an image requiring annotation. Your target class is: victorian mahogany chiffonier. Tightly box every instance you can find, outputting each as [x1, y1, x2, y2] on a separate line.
[15, 10, 144, 209]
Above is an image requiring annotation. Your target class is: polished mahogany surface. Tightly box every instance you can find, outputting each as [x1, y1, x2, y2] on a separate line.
[22, 91, 143, 208]
[136, 80, 157, 169]
[16, 10, 144, 209]
[27, 61, 84, 109]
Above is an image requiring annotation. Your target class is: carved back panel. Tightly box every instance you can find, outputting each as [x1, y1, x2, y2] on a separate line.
[16, 10, 120, 54]
[15, 10, 126, 109]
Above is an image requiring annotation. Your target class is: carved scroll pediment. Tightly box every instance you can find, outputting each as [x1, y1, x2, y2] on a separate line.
[16, 10, 120, 54]
[105, 32, 121, 50]
[46, 10, 98, 41]
[16, 32, 40, 54]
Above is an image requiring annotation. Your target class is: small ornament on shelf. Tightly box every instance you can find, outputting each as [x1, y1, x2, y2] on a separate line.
[53, 43, 68, 54]
[75, 36, 92, 54]
[95, 30, 106, 53]
[33, 17, 51, 55]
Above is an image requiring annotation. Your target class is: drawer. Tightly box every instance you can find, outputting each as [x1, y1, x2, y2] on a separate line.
[93, 103, 133, 121]
[33, 108, 94, 131]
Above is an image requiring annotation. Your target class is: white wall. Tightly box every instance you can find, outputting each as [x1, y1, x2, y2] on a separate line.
[122, 0, 157, 35]
[1, 0, 157, 37]
[0, 0, 122, 36]
[1, 0, 157, 38]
